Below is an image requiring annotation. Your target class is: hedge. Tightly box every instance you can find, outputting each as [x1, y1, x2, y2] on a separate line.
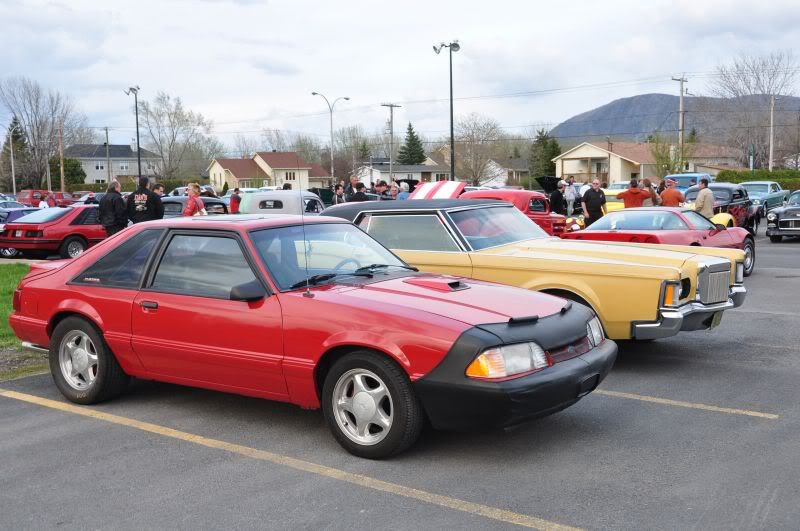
[715, 169, 800, 191]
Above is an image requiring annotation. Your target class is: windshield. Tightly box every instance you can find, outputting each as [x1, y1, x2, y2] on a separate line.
[789, 192, 800, 206]
[587, 210, 688, 231]
[250, 222, 407, 291]
[667, 176, 702, 188]
[685, 188, 731, 202]
[742, 184, 768, 195]
[449, 206, 548, 250]
[12, 208, 71, 224]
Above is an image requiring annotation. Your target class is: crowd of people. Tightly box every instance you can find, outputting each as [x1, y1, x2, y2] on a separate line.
[549, 176, 712, 226]
[331, 176, 411, 203]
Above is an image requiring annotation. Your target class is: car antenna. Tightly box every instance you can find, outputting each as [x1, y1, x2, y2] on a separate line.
[297, 151, 314, 298]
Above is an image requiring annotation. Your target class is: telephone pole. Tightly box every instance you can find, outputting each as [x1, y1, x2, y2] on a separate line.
[105, 127, 111, 181]
[381, 103, 401, 183]
[58, 120, 65, 192]
[672, 74, 687, 164]
[768, 95, 777, 171]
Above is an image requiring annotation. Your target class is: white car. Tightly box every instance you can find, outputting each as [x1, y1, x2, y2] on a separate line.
[239, 190, 324, 215]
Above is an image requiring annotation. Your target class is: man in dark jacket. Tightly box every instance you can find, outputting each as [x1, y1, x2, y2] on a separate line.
[550, 180, 567, 215]
[99, 181, 128, 236]
[126, 177, 164, 223]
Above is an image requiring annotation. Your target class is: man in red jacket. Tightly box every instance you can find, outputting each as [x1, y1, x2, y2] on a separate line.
[230, 188, 242, 214]
[617, 179, 647, 208]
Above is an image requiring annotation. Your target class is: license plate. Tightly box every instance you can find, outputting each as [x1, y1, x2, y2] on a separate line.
[14, 230, 22, 237]
[709, 311, 723, 328]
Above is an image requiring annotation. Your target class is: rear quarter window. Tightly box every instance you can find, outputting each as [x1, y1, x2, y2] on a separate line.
[73, 229, 163, 288]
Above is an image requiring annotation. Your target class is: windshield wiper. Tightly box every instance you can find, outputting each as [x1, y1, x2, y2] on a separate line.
[289, 274, 338, 290]
[354, 263, 419, 274]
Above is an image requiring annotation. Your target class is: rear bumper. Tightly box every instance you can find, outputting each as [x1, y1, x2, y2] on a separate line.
[0, 238, 60, 251]
[631, 291, 744, 340]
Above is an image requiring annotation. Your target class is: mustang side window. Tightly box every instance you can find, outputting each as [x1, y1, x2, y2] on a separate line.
[151, 235, 258, 299]
[74, 229, 163, 288]
[365, 215, 460, 252]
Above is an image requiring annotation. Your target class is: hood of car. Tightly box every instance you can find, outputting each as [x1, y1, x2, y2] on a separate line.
[772, 205, 800, 217]
[331, 274, 570, 326]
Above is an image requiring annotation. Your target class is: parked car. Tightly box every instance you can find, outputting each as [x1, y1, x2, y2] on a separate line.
[684, 183, 758, 233]
[460, 189, 567, 235]
[740, 181, 790, 214]
[239, 190, 324, 215]
[16, 190, 74, 207]
[0, 207, 41, 258]
[560, 207, 756, 276]
[161, 196, 228, 217]
[0, 205, 105, 259]
[9, 215, 617, 458]
[73, 193, 104, 205]
[664, 173, 715, 193]
[0, 201, 26, 209]
[325, 199, 747, 341]
[766, 190, 800, 243]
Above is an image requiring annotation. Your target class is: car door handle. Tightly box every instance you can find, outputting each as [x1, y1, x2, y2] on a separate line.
[140, 301, 158, 310]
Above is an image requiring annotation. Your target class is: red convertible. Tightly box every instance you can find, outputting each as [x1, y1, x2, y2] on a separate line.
[10, 215, 616, 458]
[460, 189, 567, 235]
[0, 205, 105, 259]
[560, 207, 756, 276]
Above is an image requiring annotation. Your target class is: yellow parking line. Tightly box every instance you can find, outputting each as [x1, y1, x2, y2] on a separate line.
[595, 389, 779, 419]
[0, 389, 579, 531]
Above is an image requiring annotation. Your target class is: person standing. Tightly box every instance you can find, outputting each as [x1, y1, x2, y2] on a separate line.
[397, 182, 410, 200]
[694, 178, 715, 218]
[564, 176, 577, 215]
[550, 180, 567, 215]
[38, 193, 50, 209]
[152, 183, 165, 196]
[348, 182, 369, 202]
[99, 181, 128, 236]
[182, 183, 207, 216]
[389, 183, 400, 200]
[345, 175, 359, 200]
[282, 183, 292, 190]
[617, 179, 647, 208]
[660, 179, 684, 207]
[641, 178, 661, 207]
[127, 176, 164, 223]
[230, 188, 242, 214]
[374, 180, 390, 199]
[331, 184, 346, 205]
[581, 179, 607, 227]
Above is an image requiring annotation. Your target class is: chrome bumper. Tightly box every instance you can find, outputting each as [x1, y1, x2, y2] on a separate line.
[632, 289, 745, 340]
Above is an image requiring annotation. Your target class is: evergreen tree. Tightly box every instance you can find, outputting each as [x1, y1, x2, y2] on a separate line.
[357, 139, 370, 161]
[49, 157, 87, 186]
[687, 127, 699, 143]
[528, 129, 561, 177]
[222, 181, 229, 195]
[396, 122, 426, 165]
[512, 145, 521, 158]
[0, 117, 32, 191]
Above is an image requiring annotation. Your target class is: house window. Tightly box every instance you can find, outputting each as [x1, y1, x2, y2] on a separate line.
[240, 180, 251, 188]
[95, 161, 104, 170]
[435, 173, 448, 181]
[285, 171, 296, 181]
[407, 174, 412, 179]
[120, 161, 129, 171]
[94, 179, 106, 184]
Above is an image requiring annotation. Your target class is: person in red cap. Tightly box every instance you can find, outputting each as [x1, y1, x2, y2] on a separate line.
[617, 179, 647, 208]
[660, 179, 684, 207]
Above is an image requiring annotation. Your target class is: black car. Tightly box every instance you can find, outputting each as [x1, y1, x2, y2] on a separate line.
[685, 182, 759, 233]
[0, 207, 42, 257]
[766, 190, 800, 243]
[161, 196, 228, 217]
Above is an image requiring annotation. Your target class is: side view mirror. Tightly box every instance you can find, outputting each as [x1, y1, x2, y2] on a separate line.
[714, 223, 726, 232]
[230, 280, 267, 301]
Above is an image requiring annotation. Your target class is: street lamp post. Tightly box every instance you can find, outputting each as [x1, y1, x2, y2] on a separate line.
[312, 92, 349, 186]
[124, 86, 142, 180]
[433, 40, 460, 181]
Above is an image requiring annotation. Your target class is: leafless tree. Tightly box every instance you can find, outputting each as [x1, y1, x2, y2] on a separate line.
[231, 134, 261, 158]
[455, 113, 503, 184]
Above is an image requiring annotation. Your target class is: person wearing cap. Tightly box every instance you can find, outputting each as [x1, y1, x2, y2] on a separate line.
[660, 178, 685, 207]
[617, 179, 647, 208]
[550, 180, 567, 215]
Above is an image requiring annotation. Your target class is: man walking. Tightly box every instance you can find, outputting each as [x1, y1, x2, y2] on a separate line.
[99, 181, 127, 236]
[581, 179, 607, 227]
[660, 178, 684, 207]
[617, 179, 647, 208]
[127, 176, 164, 223]
[550, 180, 567, 215]
[694, 178, 715, 219]
[230, 188, 242, 214]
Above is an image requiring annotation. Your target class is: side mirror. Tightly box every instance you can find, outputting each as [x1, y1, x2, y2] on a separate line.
[714, 223, 726, 232]
[230, 280, 267, 302]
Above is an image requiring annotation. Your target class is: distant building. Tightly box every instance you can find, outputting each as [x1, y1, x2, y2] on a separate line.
[354, 160, 450, 185]
[484, 157, 530, 187]
[207, 158, 269, 189]
[208, 151, 330, 190]
[64, 143, 159, 184]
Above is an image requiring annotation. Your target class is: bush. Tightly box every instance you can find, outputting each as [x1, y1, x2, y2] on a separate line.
[715, 169, 800, 191]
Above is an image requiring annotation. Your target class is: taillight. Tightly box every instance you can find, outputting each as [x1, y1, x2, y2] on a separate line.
[644, 235, 658, 243]
[12, 288, 21, 312]
[26, 230, 43, 238]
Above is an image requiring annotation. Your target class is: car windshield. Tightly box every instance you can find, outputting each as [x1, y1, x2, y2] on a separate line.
[788, 192, 800, 206]
[587, 210, 688, 231]
[12, 208, 71, 224]
[685, 188, 732, 202]
[449, 206, 549, 250]
[741, 184, 769, 195]
[668, 176, 703, 188]
[250, 222, 407, 291]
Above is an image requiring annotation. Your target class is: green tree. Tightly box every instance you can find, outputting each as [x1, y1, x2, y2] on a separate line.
[687, 127, 699, 143]
[0, 117, 32, 191]
[396, 122, 426, 165]
[48, 157, 86, 186]
[528, 129, 561, 177]
[222, 181, 229, 195]
[357, 139, 370, 161]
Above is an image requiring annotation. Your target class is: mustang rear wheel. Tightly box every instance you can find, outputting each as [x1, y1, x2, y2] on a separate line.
[60, 236, 87, 259]
[49, 316, 129, 404]
[322, 351, 423, 459]
[743, 239, 755, 277]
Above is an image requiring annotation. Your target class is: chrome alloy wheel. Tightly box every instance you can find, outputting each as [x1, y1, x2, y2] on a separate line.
[67, 240, 85, 258]
[332, 368, 393, 446]
[0, 247, 18, 258]
[58, 330, 99, 391]
[744, 244, 754, 272]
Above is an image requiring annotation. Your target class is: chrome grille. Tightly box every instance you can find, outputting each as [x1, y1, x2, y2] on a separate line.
[700, 271, 729, 304]
[779, 219, 800, 230]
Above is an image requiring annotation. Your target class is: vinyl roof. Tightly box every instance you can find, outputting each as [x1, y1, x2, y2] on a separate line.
[322, 199, 509, 221]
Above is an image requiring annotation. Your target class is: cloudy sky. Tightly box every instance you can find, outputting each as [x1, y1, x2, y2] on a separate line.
[2, 0, 799, 150]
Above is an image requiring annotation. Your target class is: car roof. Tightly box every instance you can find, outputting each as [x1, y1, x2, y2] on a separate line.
[740, 181, 775, 185]
[133, 214, 348, 230]
[686, 182, 741, 191]
[322, 199, 510, 220]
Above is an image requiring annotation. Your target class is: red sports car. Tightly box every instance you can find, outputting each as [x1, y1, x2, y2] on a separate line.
[560, 207, 756, 276]
[10, 215, 616, 458]
[460, 189, 567, 235]
[0, 205, 106, 259]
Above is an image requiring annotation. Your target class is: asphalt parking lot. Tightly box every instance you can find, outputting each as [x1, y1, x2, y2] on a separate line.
[1, 231, 799, 530]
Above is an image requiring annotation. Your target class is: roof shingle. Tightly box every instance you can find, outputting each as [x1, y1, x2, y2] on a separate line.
[256, 151, 311, 169]
[214, 158, 268, 178]
[64, 144, 158, 159]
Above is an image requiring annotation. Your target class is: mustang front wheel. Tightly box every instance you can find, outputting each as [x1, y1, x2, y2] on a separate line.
[322, 352, 423, 459]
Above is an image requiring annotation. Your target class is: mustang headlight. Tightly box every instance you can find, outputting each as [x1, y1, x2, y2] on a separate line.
[767, 212, 777, 221]
[735, 262, 744, 284]
[587, 316, 604, 347]
[466, 342, 549, 379]
[661, 280, 681, 307]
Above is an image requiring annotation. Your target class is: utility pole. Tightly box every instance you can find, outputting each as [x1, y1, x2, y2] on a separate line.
[105, 127, 111, 182]
[768, 95, 776, 171]
[58, 120, 65, 192]
[381, 103, 401, 183]
[672, 74, 687, 165]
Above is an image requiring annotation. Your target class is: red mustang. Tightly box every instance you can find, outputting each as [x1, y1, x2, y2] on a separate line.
[10, 215, 616, 458]
[0, 205, 105, 259]
[460, 189, 567, 235]
[560, 207, 756, 276]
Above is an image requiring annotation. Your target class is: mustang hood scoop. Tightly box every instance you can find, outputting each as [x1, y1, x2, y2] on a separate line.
[403, 278, 469, 292]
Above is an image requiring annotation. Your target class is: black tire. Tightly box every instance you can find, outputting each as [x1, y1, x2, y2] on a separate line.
[770, 235, 782, 243]
[49, 316, 129, 404]
[321, 351, 424, 459]
[742, 238, 755, 277]
[59, 236, 87, 259]
[0, 247, 19, 258]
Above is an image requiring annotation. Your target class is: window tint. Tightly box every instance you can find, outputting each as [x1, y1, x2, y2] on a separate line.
[365, 215, 460, 251]
[304, 199, 323, 213]
[73, 208, 100, 225]
[683, 211, 716, 230]
[151, 235, 257, 298]
[529, 199, 547, 212]
[450, 206, 548, 250]
[588, 211, 688, 231]
[12, 208, 70, 224]
[75, 229, 163, 288]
